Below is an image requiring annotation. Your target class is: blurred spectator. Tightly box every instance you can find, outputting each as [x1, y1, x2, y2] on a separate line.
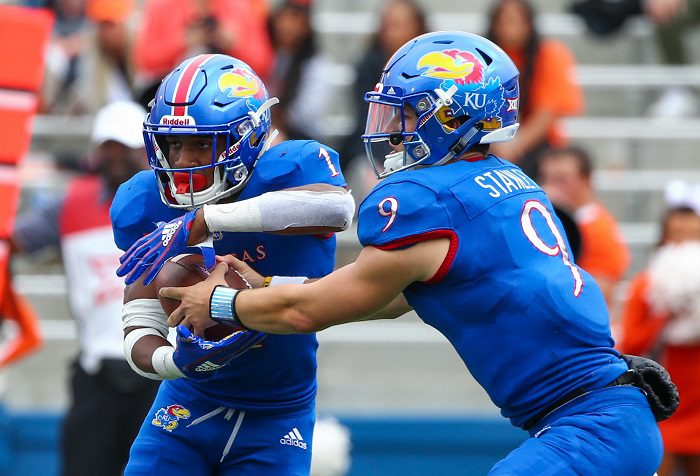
[10, 101, 159, 476]
[133, 0, 273, 108]
[31, 0, 89, 113]
[645, 0, 700, 117]
[486, 0, 584, 180]
[266, 0, 334, 142]
[61, 0, 137, 113]
[618, 202, 700, 476]
[570, 0, 700, 117]
[337, 0, 428, 172]
[539, 146, 630, 310]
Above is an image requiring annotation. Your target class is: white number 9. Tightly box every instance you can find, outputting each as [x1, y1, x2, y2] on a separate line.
[521, 200, 583, 297]
[378, 197, 398, 232]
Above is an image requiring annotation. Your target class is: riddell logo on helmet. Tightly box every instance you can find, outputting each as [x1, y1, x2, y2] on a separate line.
[161, 115, 196, 126]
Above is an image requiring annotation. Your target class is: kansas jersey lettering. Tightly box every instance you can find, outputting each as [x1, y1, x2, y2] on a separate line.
[358, 155, 627, 428]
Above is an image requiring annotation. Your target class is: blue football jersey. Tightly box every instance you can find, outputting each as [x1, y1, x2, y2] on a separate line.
[111, 140, 346, 412]
[357, 155, 627, 428]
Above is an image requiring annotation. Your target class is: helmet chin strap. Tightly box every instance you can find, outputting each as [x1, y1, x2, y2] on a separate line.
[435, 126, 480, 166]
[260, 128, 279, 155]
[249, 97, 279, 127]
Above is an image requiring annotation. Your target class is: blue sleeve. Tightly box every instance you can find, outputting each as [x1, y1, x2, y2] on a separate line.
[357, 180, 453, 248]
[248, 140, 347, 195]
[110, 171, 179, 251]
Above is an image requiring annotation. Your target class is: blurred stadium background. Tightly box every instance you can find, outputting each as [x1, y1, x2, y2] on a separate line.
[1, 0, 699, 474]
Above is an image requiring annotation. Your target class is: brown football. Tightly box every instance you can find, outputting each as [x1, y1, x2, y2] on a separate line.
[154, 254, 251, 341]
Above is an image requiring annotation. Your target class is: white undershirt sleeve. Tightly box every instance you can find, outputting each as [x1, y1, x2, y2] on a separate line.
[202, 189, 355, 233]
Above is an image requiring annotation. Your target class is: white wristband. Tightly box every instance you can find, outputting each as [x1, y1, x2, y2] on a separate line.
[124, 327, 163, 380]
[152, 346, 185, 380]
[269, 276, 308, 286]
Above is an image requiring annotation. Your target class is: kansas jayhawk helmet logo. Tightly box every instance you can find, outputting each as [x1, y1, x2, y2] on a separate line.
[151, 404, 191, 432]
[218, 68, 262, 98]
[417, 49, 484, 85]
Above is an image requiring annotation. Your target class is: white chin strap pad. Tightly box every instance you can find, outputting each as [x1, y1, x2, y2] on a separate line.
[480, 123, 520, 144]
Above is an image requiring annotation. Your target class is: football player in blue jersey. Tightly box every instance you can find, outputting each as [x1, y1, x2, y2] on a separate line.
[160, 32, 678, 475]
[110, 53, 354, 475]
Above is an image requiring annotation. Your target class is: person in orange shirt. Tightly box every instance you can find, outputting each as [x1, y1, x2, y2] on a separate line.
[539, 146, 630, 309]
[486, 0, 584, 180]
[132, 0, 273, 106]
[619, 204, 700, 476]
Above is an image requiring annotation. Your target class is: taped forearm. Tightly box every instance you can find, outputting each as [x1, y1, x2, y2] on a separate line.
[123, 299, 183, 380]
[123, 299, 169, 337]
[202, 189, 355, 233]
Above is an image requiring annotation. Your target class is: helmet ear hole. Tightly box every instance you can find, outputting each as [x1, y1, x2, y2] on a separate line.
[437, 108, 469, 132]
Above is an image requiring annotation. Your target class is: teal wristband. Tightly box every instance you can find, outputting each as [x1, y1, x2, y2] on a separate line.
[209, 286, 241, 325]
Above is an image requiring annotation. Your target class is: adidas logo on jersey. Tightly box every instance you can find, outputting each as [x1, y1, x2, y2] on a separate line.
[161, 221, 182, 246]
[195, 361, 222, 372]
[280, 427, 307, 449]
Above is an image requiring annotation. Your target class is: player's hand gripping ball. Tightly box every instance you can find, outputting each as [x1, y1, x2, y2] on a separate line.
[155, 254, 251, 341]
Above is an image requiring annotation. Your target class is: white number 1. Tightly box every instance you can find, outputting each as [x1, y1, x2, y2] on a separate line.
[521, 200, 583, 297]
[318, 148, 339, 177]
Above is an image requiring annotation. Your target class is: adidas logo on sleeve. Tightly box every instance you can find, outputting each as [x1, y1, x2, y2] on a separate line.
[195, 361, 223, 372]
[280, 427, 307, 449]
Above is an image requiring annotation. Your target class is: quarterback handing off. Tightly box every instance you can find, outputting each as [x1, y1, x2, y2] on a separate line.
[161, 32, 677, 474]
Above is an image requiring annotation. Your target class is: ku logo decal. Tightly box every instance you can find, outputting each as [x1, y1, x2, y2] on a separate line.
[218, 68, 262, 98]
[152, 404, 191, 432]
[417, 49, 484, 85]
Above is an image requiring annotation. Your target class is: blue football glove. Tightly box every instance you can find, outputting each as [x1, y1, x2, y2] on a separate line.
[172, 325, 266, 381]
[116, 209, 215, 286]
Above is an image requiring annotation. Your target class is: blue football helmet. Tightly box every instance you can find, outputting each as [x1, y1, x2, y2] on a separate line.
[143, 54, 278, 208]
[363, 31, 520, 178]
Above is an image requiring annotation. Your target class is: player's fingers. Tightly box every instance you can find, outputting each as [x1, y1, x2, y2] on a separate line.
[210, 261, 229, 280]
[117, 246, 146, 276]
[124, 263, 148, 285]
[159, 286, 183, 300]
[143, 260, 167, 286]
[166, 302, 186, 327]
[179, 316, 193, 333]
[191, 320, 209, 339]
[217, 254, 243, 268]
[119, 242, 156, 280]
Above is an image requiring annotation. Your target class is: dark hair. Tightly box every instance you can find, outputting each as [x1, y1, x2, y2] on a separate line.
[373, 0, 428, 57]
[658, 206, 700, 247]
[267, 3, 317, 111]
[540, 146, 594, 179]
[486, 0, 539, 118]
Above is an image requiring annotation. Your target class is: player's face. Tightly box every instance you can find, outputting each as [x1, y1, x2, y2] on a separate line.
[165, 135, 227, 186]
[385, 105, 418, 152]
